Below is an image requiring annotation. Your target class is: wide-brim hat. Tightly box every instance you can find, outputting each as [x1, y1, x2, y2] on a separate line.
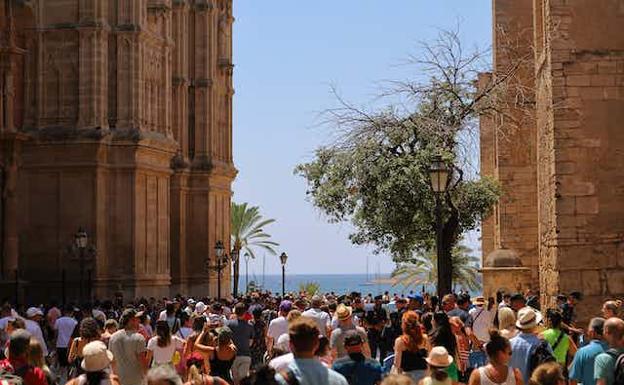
[336, 304, 352, 321]
[81, 341, 114, 372]
[426, 346, 453, 367]
[26, 307, 43, 318]
[472, 296, 486, 306]
[516, 306, 542, 330]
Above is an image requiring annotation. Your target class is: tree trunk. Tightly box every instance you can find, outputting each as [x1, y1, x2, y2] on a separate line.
[438, 198, 459, 297]
[233, 258, 240, 297]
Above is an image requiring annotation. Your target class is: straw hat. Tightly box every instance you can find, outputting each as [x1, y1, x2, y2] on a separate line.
[81, 341, 114, 372]
[472, 296, 486, 306]
[426, 346, 454, 368]
[516, 306, 542, 330]
[336, 304, 352, 321]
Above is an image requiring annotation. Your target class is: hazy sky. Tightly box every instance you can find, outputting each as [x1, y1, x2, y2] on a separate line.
[232, 1, 492, 275]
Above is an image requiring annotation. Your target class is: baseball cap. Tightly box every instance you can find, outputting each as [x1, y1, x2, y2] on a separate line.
[26, 307, 43, 318]
[407, 294, 424, 303]
[279, 300, 292, 312]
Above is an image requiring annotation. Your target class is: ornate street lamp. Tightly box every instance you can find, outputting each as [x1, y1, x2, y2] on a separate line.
[230, 246, 240, 297]
[73, 227, 93, 303]
[207, 240, 228, 300]
[429, 155, 450, 298]
[279, 252, 288, 297]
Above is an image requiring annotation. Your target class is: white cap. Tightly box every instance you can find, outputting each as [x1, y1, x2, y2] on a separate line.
[26, 307, 43, 318]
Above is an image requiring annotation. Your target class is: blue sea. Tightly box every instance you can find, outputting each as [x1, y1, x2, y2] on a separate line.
[244, 273, 429, 296]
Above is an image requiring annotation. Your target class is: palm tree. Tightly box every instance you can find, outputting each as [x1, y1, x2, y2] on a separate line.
[391, 244, 481, 292]
[231, 202, 279, 295]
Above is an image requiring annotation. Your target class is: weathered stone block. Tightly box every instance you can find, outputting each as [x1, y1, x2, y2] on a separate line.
[606, 270, 624, 295]
[581, 269, 603, 296]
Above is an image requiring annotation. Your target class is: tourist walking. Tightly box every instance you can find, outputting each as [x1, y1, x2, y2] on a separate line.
[267, 301, 291, 356]
[194, 326, 237, 384]
[467, 330, 521, 385]
[594, 317, 624, 385]
[184, 352, 229, 385]
[392, 311, 429, 383]
[0, 329, 49, 385]
[302, 295, 331, 338]
[64, 341, 120, 385]
[468, 297, 494, 369]
[226, 303, 255, 384]
[68, 318, 102, 379]
[509, 307, 553, 385]
[108, 309, 148, 385]
[497, 308, 518, 340]
[569, 318, 607, 385]
[249, 306, 267, 369]
[365, 296, 388, 362]
[541, 309, 576, 367]
[601, 301, 621, 320]
[430, 312, 458, 383]
[53, 305, 78, 382]
[146, 320, 186, 367]
[420, 346, 454, 385]
[28, 339, 55, 385]
[332, 330, 383, 385]
[331, 305, 370, 360]
[25, 307, 49, 358]
[274, 317, 347, 385]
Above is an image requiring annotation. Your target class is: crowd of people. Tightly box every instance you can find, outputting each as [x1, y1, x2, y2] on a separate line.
[0, 289, 622, 385]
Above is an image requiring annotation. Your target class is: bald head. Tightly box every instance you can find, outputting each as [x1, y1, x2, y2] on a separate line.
[603, 317, 624, 347]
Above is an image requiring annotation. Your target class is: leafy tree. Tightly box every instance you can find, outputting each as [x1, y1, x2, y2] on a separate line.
[391, 244, 481, 292]
[295, 30, 509, 295]
[231, 202, 279, 295]
[299, 281, 321, 298]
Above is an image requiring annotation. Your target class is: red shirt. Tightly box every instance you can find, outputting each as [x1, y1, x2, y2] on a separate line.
[0, 357, 48, 385]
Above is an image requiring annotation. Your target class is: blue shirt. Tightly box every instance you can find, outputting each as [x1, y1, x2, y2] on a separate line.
[510, 332, 549, 385]
[276, 358, 348, 385]
[225, 319, 254, 356]
[594, 347, 624, 385]
[569, 340, 608, 385]
[332, 353, 382, 385]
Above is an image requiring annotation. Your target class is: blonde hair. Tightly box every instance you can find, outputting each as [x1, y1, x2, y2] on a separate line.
[287, 309, 302, 323]
[381, 374, 415, 385]
[498, 307, 516, 330]
[187, 365, 202, 385]
[529, 362, 564, 385]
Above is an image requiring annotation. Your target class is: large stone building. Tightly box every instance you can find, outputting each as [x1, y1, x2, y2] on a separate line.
[0, 0, 236, 303]
[481, 0, 624, 321]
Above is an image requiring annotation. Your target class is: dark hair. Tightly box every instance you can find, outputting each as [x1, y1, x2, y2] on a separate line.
[156, 320, 171, 348]
[546, 309, 563, 329]
[234, 302, 247, 316]
[80, 317, 101, 340]
[430, 312, 456, 357]
[240, 365, 279, 385]
[485, 329, 510, 359]
[431, 365, 449, 382]
[191, 316, 206, 332]
[315, 336, 330, 356]
[252, 307, 263, 319]
[166, 302, 175, 315]
[86, 371, 107, 385]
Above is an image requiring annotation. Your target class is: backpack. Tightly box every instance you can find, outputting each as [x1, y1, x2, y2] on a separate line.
[607, 349, 624, 385]
[529, 340, 556, 373]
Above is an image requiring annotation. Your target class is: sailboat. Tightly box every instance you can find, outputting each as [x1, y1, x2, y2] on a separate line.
[360, 255, 375, 286]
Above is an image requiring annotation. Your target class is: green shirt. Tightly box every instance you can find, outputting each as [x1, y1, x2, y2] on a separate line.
[595, 348, 624, 385]
[543, 328, 569, 365]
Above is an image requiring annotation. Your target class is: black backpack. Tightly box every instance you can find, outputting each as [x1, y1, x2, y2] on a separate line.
[607, 349, 624, 385]
[529, 340, 556, 373]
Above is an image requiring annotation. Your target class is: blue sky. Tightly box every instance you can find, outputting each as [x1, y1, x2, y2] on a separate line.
[232, 1, 492, 275]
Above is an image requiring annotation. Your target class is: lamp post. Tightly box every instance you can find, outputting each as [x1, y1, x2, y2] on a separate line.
[230, 246, 239, 297]
[244, 252, 250, 293]
[279, 252, 288, 297]
[214, 241, 226, 300]
[74, 228, 88, 303]
[429, 155, 450, 298]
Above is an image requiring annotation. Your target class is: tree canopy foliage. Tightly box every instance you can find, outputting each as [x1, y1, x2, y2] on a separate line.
[296, 29, 505, 268]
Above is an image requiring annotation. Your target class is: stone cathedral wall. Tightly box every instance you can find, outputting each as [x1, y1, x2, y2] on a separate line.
[0, 0, 236, 303]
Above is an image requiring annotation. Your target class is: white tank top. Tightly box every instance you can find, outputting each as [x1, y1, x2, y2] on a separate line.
[479, 366, 516, 385]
